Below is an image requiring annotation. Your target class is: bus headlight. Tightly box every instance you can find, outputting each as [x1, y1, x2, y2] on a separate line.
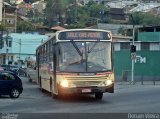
[60, 80, 69, 87]
[105, 80, 112, 85]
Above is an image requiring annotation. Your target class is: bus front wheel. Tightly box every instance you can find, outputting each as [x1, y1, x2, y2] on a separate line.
[95, 92, 103, 100]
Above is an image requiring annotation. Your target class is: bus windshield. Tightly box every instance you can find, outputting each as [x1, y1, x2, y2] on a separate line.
[57, 42, 112, 73]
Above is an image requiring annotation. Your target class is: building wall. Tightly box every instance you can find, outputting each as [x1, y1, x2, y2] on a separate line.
[3, 13, 16, 33]
[114, 42, 160, 81]
[0, 32, 48, 65]
[138, 32, 160, 42]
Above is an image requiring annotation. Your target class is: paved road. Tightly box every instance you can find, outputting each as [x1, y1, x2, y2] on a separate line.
[0, 77, 160, 114]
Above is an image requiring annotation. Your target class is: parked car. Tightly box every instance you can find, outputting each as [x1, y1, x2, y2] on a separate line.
[0, 71, 23, 98]
[0, 64, 19, 75]
[0, 64, 10, 70]
[0, 66, 4, 71]
[9, 65, 19, 74]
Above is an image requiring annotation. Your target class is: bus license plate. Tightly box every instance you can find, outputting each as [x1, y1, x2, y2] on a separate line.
[82, 89, 91, 93]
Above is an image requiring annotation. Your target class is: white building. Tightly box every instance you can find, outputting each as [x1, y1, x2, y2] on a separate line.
[0, 32, 48, 65]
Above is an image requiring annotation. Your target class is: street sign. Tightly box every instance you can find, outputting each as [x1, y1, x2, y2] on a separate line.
[131, 53, 136, 60]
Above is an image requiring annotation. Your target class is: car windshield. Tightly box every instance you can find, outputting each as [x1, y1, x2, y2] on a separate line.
[57, 42, 112, 73]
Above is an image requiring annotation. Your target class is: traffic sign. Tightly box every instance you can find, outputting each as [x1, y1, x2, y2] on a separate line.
[131, 53, 136, 60]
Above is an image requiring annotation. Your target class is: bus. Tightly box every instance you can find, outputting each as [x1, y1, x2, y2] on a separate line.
[36, 29, 114, 99]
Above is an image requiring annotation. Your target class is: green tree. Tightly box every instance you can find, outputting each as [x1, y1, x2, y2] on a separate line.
[129, 12, 160, 26]
[17, 21, 36, 33]
[44, 0, 66, 27]
[0, 24, 7, 31]
[66, 1, 110, 28]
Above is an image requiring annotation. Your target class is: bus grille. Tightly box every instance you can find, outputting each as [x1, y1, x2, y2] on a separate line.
[64, 75, 108, 87]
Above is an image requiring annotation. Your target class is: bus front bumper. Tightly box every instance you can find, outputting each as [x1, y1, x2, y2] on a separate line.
[58, 84, 114, 95]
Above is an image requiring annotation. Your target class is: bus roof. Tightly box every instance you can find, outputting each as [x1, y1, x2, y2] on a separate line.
[56, 29, 111, 33]
[36, 29, 112, 51]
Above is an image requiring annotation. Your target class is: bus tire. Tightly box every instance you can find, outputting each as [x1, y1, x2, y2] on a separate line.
[50, 77, 52, 91]
[52, 93, 58, 99]
[95, 92, 103, 100]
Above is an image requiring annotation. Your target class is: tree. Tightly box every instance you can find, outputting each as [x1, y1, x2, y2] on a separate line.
[44, 0, 66, 27]
[17, 21, 36, 33]
[0, 24, 7, 31]
[128, 12, 160, 26]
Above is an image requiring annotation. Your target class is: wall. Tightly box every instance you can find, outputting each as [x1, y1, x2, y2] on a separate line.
[114, 46, 160, 81]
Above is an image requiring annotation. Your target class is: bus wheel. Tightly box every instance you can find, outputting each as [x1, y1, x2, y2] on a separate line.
[52, 93, 58, 99]
[95, 92, 103, 100]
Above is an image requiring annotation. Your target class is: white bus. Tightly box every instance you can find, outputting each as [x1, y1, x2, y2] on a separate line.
[36, 29, 114, 99]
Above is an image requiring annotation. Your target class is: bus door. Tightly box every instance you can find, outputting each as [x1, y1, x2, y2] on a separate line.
[52, 44, 58, 94]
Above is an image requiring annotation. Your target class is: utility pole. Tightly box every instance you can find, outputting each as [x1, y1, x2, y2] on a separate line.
[6, 30, 9, 65]
[19, 39, 21, 60]
[15, 7, 17, 33]
[107, 12, 136, 84]
[130, 14, 136, 84]
[18, 39, 21, 67]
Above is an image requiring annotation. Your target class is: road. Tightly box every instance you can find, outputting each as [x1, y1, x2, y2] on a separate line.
[0, 77, 160, 114]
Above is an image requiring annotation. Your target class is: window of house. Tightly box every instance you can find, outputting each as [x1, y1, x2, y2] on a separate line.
[9, 41, 12, 47]
[141, 42, 150, 50]
[7, 19, 14, 24]
[120, 42, 130, 50]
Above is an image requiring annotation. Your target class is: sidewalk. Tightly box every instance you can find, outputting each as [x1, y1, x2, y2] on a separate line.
[115, 80, 160, 90]
[116, 80, 160, 85]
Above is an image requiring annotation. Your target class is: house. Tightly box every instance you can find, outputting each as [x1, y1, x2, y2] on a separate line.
[129, 3, 160, 13]
[109, 8, 128, 24]
[51, 26, 66, 32]
[0, 32, 48, 65]
[2, 2, 17, 33]
[32, 0, 46, 14]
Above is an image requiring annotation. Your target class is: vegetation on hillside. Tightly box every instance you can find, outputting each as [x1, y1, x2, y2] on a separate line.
[2, 0, 160, 32]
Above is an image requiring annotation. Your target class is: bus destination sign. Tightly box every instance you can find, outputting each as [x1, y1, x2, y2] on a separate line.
[58, 31, 111, 40]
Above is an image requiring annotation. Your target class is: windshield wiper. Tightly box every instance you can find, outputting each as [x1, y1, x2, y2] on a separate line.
[88, 42, 99, 53]
[71, 40, 83, 57]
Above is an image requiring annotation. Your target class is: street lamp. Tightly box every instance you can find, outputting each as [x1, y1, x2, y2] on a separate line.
[13, 39, 22, 67]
